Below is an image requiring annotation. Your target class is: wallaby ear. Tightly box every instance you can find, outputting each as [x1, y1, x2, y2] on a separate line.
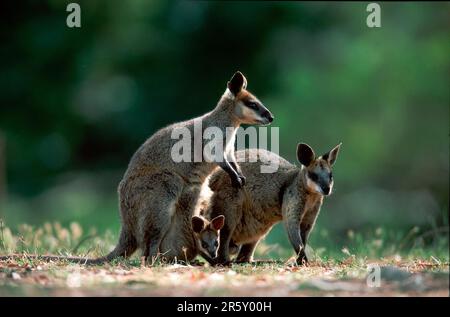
[322, 143, 342, 166]
[210, 215, 225, 231]
[297, 143, 315, 167]
[227, 71, 247, 95]
[192, 216, 206, 233]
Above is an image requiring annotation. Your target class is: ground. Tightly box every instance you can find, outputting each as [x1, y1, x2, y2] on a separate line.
[0, 222, 448, 296]
[0, 257, 448, 296]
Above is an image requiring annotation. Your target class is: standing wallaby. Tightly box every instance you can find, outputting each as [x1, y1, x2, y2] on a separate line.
[0, 71, 273, 265]
[204, 143, 341, 265]
[115, 71, 272, 264]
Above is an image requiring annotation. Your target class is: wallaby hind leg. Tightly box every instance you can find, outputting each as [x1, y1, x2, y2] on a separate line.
[214, 222, 234, 265]
[133, 171, 184, 265]
[235, 241, 258, 263]
[141, 199, 176, 265]
[229, 240, 240, 256]
[112, 227, 138, 259]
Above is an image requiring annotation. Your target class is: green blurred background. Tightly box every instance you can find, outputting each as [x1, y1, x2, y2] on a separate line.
[0, 1, 448, 259]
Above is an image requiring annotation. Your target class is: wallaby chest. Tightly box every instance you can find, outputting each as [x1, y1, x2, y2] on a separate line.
[300, 190, 323, 223]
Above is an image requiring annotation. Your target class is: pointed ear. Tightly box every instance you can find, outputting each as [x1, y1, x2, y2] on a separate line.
[210, 215, 225, 231]
[227, 71, 247, 95]
[192, 216, 206, 233]
[322, 143, 341, 166]
[297, 143, 315, 167]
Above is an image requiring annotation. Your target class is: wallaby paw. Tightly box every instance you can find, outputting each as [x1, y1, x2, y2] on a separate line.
[231, 176, 244, 188]
[217, 260, 233, 267]
[188, 259, 205, 267]
[235, 258, 252, 264]
[212, 258, 232, 267]
[238, 174, 246, 187]
[296, 251, 309, 266]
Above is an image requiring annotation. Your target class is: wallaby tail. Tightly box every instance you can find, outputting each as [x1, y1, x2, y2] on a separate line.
[83, 228, 137, 264]
[0, 254, 101, 264]
[0, 228, 137, 265]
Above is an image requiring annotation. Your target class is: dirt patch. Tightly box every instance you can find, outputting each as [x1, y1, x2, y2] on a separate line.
[0, 258, 448, 296]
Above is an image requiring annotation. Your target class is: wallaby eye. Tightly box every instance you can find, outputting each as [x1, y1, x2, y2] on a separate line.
[246, 102, 258, 110]
[329, 172, 333, 180]
[308, 172, 318, 182]
[214, 241, 219, 247]
[202, 242, 208, 249]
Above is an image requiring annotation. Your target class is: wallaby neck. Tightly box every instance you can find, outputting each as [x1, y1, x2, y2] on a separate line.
[299, 168, 308, 186]
[204, 90, 240, 130]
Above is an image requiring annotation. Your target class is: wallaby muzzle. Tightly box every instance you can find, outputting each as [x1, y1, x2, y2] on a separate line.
[321, 186, 331, 195]
[207, 248, 218, 258]
[258, 106, 274, 125]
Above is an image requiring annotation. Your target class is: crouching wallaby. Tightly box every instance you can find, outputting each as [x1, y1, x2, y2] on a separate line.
[205, 143, 341, 265]
[191, 215, 224, 262]
[157, 183, 226, 263]
[0, 71, 273, 265]
[155, 214, 225, 264]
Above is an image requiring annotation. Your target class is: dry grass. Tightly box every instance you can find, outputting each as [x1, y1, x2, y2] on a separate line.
[0, 257, 448, 296]
[0, 222, 448, 296]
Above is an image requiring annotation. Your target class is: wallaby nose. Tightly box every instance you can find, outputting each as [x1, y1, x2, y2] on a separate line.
[322, 186, 330, 195]
[208, 248, 217, 258]
[263, 110, 274, 123]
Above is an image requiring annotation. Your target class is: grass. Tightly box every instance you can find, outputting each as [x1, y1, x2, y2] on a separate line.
[0, 221, 448, 296]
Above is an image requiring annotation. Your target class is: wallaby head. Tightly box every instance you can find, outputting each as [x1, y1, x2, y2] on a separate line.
[191, 215, 225, 258]
[227, 71, 274, 125]
[297, 143, 341, 196]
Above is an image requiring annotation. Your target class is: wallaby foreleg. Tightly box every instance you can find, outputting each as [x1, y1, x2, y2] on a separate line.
[300, 223, 312, 247]
[215, 223, 234, 265]
[198, 250, 215, 265]
[141, 200, 175, 265]
[229, 161, 246, 186]
[297, 222, 314, 264]
[219, 159, 244, 188]
[229, 240, 240, 256]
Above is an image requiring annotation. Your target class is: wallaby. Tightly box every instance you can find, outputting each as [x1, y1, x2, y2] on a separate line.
[156, 214, 225, 264]
[0, 71, 273, 265]
[191, 215, 224, 262]
[204, 143, 341, 265]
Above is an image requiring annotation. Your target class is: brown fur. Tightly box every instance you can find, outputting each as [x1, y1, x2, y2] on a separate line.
[114, 71, 271, 264]
[204, 144, 340, 265]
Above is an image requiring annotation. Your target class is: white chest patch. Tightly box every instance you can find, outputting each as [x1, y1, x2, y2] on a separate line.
[225, 128, 237, 158]
[195, 176, 214, 217]
[306, 177, 323, 195]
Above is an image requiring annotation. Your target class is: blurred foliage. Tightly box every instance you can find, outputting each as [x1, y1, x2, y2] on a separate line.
[0, 2, 448, 256]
